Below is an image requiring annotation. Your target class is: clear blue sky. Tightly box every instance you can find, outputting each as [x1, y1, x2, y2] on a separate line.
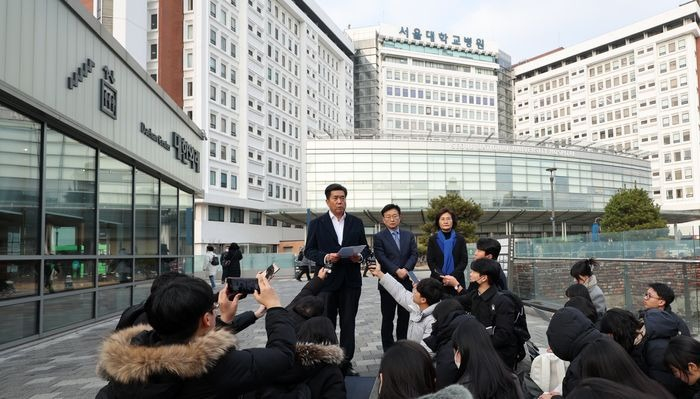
[314, 0, 683, 63]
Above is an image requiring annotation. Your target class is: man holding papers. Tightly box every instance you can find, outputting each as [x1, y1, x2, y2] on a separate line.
[305, 183, 370, 376]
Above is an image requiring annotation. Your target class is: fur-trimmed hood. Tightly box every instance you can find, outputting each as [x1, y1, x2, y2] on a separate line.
[96, 325, 238, 384]
[295, 342, 344, 367]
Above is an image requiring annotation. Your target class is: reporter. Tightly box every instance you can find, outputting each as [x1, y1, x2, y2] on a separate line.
[96, 274, 295, 398]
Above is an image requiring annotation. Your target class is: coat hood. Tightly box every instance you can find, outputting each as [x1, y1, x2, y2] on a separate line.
[643, 309, 682, 340]
[295, 342, 344, 367]
[547, 307, 603, 361]
[96, 325, 238, 384]
[425, 311, 474, 352]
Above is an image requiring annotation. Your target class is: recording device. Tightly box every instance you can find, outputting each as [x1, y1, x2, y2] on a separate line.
[363, 250, 377, 275]
[225, 263, 279, 299]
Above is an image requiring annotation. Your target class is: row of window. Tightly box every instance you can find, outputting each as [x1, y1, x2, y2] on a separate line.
[386, 86, 496, 107]
[208, 205, 263, 224]
[266, 182, 300, 202]
[386, 102, 496, 122]
[663, 149, 692, 164]
[592, 124, 636, 141]
[209, 169, 238, 190]
[386, 69, 496, 92]
[588, 54, 635, 78]
[663, 168, 693, 182]
[385, 117, 497, 136]
[209, 141, 237, 164]
[531, 74, 571, 95]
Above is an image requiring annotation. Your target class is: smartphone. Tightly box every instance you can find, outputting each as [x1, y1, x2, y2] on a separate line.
[265, 263, 280, 280]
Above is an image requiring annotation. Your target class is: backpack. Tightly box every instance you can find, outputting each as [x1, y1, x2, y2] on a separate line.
[491, 290, 531, 364]
[221, 252, 232, 268]
[210, 254, 219, 266]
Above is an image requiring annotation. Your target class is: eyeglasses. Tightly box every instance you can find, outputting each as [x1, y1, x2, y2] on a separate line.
[643, 292, 660, 300]
[383, 215, 400, 220]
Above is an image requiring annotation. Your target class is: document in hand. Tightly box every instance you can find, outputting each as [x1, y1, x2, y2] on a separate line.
[337, 245, 366, 258]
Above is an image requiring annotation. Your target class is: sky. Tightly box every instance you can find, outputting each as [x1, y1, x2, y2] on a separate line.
[313, 0, 684, 63]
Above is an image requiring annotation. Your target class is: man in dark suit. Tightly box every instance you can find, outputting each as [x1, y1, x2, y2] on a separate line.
[373, 203, 418, 352]
[305, 183, 369, 376]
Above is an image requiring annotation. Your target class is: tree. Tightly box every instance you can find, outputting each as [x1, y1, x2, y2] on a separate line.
[601, 187, 667, 233]
[417, 193, 483, 253]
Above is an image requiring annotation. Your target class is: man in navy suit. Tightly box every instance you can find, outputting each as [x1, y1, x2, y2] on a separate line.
[305, 183, 369, 376]
[374, 203, 418, 352]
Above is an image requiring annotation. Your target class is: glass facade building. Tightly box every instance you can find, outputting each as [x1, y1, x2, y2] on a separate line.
[305, 139, 651, 235]
[0, 1, 202, 348]
[0, 102, 195, 347]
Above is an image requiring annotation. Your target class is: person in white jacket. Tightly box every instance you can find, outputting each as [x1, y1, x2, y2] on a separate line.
[205, 245, 218, 289]
[368, 262, 443, 353]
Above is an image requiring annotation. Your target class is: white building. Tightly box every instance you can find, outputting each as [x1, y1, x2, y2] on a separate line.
[347, 24, 513, 142]
[514, 2, 700, 219]
[87, 0, 354, 254]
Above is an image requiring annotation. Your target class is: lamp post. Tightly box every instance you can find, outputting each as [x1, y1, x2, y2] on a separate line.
[546, 167, 557, 238]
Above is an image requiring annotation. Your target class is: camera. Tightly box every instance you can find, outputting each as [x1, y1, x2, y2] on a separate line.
[225, 277, 258, 299]
[363, 250, 377, 275]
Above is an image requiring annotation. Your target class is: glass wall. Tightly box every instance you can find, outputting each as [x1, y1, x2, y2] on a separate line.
[0, 105, 41, 255]
[0, 101, 197, 348]
[45, 129, 97, 256]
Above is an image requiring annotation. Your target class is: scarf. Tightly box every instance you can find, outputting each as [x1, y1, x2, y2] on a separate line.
[437, 230, 456, 275]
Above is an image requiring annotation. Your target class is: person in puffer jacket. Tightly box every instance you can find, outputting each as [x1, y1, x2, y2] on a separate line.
[96, 274, 295, 399]
[257, 316, 346, 399]
[546, 307, 607, 396]
[423, 299, 475, 389]
[640, 308, 692, 398]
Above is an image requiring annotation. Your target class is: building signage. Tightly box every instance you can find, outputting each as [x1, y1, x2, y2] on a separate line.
[100, 66, 117, 119]
[139, 122, 171, 150]
[398, 27, 485, 50]
[67, 58, 96, 89]
[450, 142, 576, 158]
[172, 132, 200, 172]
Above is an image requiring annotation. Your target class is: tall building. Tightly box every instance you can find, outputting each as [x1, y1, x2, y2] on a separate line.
[88, 0, 354, 253]
[514, 2, 700, 217]
[347, 25, 513, 142]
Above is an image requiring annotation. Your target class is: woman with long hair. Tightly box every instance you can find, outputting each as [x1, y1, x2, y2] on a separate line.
[452, 318, 523, 399]
[378, 340, 436, 399]
[664, 335, 700, 397]
[599, 308, 644, 354]
[221, 242, 242, 282]
[579, 338, 674, 399]
[426, 208, 468, 296]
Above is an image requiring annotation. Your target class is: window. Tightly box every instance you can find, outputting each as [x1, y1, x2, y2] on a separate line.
[209, 57, 216, 73]
[220, 144, 227, 160]
[208, 205, 224, 222]
[230, 149, 236, 163]
[210, 29, 217, 45]
[186, 81, 193, 97]
[231, 175, 237, 190]
[209, 142, 216, 157]
[220, 172, 227, 188]
[249, 211, 262, 225]
[150, 13, 158, 30]
[230, 208, 244, 223]
[210, 1, 217, 17]
[150, 44, 157, 60]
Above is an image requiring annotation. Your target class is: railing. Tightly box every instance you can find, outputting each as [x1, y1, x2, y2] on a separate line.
[511, 228, 700, 334]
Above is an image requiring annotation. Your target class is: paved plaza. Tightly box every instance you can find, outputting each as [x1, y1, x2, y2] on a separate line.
[0, 271, 553, 399]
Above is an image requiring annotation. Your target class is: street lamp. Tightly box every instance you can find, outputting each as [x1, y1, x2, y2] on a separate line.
[546, 167, 557, 238]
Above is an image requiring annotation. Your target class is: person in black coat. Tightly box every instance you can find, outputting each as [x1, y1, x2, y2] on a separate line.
[221, 242, 243, 282]
[258, 316, 346, 399]
[426, 208, 468, 296]
[546, 307, 607, 396]
[423, 299, 474, 389]
[304, 183, 370, 376]
[456, 258, 518, 369]
[96, 274, 295, 398]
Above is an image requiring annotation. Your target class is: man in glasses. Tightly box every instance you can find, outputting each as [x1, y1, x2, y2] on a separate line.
[642, 282, 690, 336]
[373, 203, 418, 352]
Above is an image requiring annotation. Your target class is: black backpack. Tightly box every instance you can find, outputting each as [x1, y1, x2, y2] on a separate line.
[491, 290, 531, 363]
[211, 254, 219, 266]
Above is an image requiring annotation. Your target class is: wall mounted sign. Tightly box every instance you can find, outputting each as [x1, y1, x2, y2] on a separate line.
[398, 27, 485, 50]
[100, 66, 117, 119]
[172, 132, 200, 172]
[67, 58, 96, 89]
[140, 122, 171, 150]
